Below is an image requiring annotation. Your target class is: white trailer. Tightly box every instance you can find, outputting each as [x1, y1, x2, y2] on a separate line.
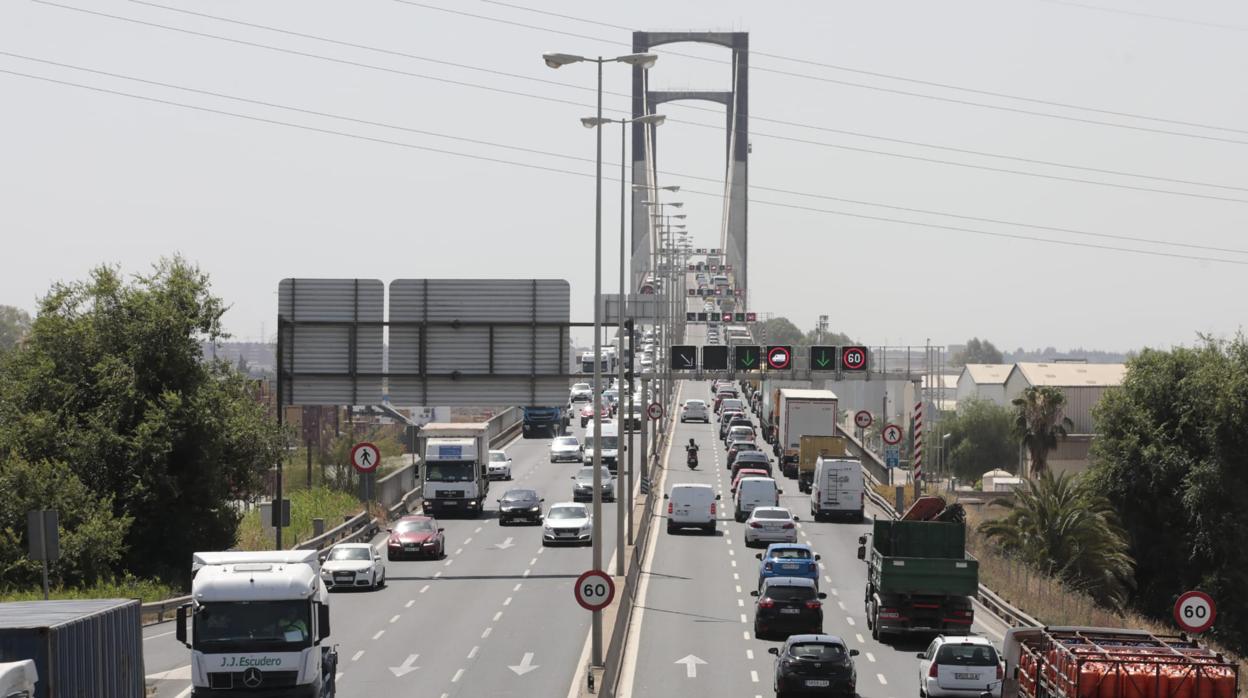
[777, 389, 840, 477]
[177, 550, 337, 697]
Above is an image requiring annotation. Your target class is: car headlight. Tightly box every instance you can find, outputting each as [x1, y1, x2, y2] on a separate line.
[529, 506, 541, 512]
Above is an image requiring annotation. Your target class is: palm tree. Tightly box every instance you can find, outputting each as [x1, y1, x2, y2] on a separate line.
[1012, 386, 1074, 477]
[979, 471, 1134, 608]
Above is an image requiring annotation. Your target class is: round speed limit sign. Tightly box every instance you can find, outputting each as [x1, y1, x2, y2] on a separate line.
[1174, 590, 1216, 633]
[575, 569, 615, 611]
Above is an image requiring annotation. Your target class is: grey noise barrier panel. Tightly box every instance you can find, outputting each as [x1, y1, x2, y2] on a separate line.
[278, 278, 572, 407]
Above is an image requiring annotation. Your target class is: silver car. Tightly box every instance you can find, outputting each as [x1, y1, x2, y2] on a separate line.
[571, 466, 615, 502]
[743, 507, 799, 547]
[542, 502, 593, 546]
[549, 436, 582, 463]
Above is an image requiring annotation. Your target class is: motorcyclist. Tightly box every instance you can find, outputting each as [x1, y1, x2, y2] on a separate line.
[685, 438, 700, 468]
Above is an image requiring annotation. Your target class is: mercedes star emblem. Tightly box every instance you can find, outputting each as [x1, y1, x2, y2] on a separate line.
[242, 667, 263, 688]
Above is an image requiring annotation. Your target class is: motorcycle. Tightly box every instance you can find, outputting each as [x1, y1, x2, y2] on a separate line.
[686, 448, 699, 470]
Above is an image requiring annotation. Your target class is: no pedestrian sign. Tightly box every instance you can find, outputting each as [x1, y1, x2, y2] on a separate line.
[575, 570, 615, 611]
[351, 442, 381, 474]
[882, 424, 903, 446]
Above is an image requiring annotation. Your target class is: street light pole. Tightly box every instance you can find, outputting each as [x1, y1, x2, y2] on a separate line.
[544, 49, 656, 671]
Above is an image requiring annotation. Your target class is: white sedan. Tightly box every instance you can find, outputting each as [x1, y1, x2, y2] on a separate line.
[743, 507, 799, 547]
[542, 502, 593, 546]
[321, 543, 385, 590]
[487, 449, 513, 480]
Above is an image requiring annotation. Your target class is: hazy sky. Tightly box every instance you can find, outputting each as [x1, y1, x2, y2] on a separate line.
[3, 0, 1246, 352]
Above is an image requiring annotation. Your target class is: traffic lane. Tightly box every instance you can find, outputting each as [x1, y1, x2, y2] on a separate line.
[632, 415, 772, 696]
[345, 430, 618, 697]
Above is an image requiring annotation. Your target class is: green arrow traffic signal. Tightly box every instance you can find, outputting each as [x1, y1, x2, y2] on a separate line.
[734, 345, 761, 370]
[811, 346, 837, 370]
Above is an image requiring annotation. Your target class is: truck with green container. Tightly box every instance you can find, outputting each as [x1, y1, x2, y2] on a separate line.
[856, 508, 979, 642]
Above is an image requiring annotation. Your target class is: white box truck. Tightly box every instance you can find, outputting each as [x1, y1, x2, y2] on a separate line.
[776, 389, 839, 478]
[176, 550, 337, 697]
[811, 457, 865, 522]
[419, 422, 490, 517]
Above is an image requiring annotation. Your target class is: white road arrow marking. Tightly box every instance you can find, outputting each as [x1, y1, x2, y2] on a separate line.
[389, 654, 420, 677]
[675, 654, 707, 678]
[494, 537, 515, 550]
[508, 652, 540, 676]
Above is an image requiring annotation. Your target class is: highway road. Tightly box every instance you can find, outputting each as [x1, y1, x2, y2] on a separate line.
[144, 423, 621, 698]
[619, 376, 1010, 697]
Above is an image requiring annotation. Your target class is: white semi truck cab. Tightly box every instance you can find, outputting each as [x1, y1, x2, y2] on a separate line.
[176, 550, 337, 697]
[419, 422, 490, 516]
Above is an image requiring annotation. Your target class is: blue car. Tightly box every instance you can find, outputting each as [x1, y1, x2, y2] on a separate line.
[756, 543, 821, 589]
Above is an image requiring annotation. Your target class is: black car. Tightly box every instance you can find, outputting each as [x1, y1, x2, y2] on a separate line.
[497, 489, 544, 525]
[769, 634, 858, 697]
[751, 577, 826, 640]
[731, 453, 773, 479]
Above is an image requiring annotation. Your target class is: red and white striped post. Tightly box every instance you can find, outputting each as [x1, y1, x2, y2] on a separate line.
[912, 401, 924, 483]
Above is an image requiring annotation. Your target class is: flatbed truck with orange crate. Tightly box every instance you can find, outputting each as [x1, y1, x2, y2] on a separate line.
[1000, 626, 1238, 698]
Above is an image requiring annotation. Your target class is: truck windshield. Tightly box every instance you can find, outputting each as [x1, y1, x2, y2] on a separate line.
[426, 461, 476, 482]
[585, 436, 619, 450]
[195, 601, 312, 651]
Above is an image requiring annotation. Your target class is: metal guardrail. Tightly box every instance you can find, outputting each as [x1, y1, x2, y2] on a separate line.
[141, 408, 523, 624]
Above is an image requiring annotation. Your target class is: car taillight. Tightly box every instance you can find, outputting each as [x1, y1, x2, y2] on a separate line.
[929, 662, 940, 678]
[758, 599, 775, 609]
[997, 664, 1004, 680]
[764, 562, 773, 571]
[710, 502, 717, 515]
[750, 522, 762, 528]
[668, 502, 673, 514]
[805, 600, 822, 609]
[782, 523, 795, 529]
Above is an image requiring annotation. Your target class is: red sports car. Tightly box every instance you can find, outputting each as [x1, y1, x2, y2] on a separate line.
[386, 515, 445, 560]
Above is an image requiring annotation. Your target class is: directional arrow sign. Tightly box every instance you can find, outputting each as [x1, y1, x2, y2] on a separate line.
[734, 345, 761, 370]
[494, 537, 515, 550]
[810, 346, 836, 370]
[508, 652, 540, 676]
[390, 654, 420, 677]
[671, 346, 698, 371]
[675, 655, 707, 678]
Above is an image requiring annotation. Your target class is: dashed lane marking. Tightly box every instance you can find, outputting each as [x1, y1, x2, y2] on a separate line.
[514, 583, 523, 591]
[372, 630, 385, 640]
[877, 673, 888, 685]
[406, 600, 415, 608]
[856, 634, 865, 644]
[390, 615, 400, 624]
[420, 585, 430, 593]
[504, 597, 512, 606]
[351, 650, 364, 662]
[740, 614, 748, 623]
[468, 646, 479, 659]
[751, 670, 759, 683]
[452, 669, 465, 682]
[463, 538, 472, 545]
[846, 617, 856, 626]
[455, 548, 463, 556]
[866, 652, 877, 663]
[493, 611, 503, 622]
[482, 627, 492, 639]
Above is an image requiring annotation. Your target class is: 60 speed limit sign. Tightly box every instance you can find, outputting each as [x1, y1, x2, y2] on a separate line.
[1174, 590, 1216, 633]
[575, 569, 615, 611]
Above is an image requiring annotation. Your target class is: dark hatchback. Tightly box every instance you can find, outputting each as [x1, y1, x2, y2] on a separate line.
[732, 452, 773, 479]
[769, 634, 859, 697]
[497, 489, 544, 525]
[751, 576, 826, 640]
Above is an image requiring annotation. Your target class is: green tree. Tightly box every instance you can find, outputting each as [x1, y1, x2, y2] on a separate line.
[978, 471, 1134, 608]
[944, 399, 1015, 481]
[758, 317, 804, 346]
[0, 258, 285, 585]
[0, 305, 32, 353]
[1091, 337, 1248, 653]
[1012, 386, 1073, 477]
[954, 337, 1004, 366]
[0, 457, 132, 588]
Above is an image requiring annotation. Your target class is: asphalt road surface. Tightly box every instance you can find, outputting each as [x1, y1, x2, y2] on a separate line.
[144, 424, 620, 698]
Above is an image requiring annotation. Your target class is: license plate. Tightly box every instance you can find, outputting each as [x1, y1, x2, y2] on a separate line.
[956, 673, 980, 680]
[806, 679, 830, 687]
[780, 608, 801, 615]
[781, 563, 800, 570]
[444, 501, 458, 506]
[559, 532, 575, 537]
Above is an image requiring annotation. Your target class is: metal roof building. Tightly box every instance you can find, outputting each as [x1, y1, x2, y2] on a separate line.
[1003, 362, 1126, 434]
[955, 364, 1012, 407]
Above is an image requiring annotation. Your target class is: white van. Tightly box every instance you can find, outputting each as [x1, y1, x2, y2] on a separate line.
[811, 457, 865, 522]
[583, 421, 620, 471]
[734, 477, 781, 522]
[665, 483, 721, 534]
